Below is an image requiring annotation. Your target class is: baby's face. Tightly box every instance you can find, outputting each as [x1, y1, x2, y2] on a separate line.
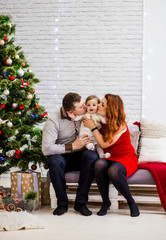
[86, 99, 98, 114]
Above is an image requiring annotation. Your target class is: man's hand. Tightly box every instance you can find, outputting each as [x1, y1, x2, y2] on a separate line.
[72, 134, 91, 151]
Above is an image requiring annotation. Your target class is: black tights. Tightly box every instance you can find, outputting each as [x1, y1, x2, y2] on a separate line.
[95, 159, 139, 216]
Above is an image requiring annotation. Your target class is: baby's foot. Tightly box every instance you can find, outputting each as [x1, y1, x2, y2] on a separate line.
[99, 152, 111, 159]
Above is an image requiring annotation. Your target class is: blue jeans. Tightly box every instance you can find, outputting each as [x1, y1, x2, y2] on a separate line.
[48, 149, 98, 207]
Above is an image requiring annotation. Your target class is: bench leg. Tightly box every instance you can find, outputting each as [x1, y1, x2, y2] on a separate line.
[109, 184, 119, 211]
[50, 183, 57, 209]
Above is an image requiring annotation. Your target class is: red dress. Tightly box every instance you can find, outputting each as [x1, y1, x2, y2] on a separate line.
[103, 125, 138, 178]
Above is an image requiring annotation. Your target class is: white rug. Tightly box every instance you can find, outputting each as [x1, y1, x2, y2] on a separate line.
[0, 211, 45, 231]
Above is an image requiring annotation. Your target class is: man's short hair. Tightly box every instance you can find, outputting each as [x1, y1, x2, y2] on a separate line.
[62, 92, 81, 111]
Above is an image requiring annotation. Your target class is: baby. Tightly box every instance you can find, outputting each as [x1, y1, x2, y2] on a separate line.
[75, 95, 110, 159]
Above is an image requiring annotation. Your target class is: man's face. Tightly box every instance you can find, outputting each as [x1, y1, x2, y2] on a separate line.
[73, 99, 86, 116]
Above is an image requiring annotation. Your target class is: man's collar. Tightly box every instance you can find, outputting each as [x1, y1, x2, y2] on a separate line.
[61, 107, 71, 120]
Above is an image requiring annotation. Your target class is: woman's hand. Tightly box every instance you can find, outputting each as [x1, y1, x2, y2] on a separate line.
[83, 115, 96, 129]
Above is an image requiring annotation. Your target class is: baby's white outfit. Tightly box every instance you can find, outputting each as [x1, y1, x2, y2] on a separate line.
[75, 113, 110, 158]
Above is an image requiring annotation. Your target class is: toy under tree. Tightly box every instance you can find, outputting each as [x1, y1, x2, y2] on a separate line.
[0, 15, 48, 174]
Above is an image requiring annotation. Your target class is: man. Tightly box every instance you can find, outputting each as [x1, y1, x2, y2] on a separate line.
[42, 92, 98, 216]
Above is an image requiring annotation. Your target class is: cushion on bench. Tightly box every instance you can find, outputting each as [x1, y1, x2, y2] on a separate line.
[47, 169, 155, 185]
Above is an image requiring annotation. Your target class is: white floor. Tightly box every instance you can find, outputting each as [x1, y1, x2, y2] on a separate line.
[1, 205, 166, 240]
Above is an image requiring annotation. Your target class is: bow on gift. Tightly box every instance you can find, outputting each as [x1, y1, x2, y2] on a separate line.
[23, 134, 37, 149]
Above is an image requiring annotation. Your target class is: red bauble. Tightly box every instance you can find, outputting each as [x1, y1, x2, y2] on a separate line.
[44, 165, 48, 170]
[35, 105, 39, 109]
[19, 105, 24, 110]
[15, 149, 21, 155]
[31, 164, 37, 170]
[1, 104, 5, 109]
[0, 130, 2, 135]
[15, 149, 21, 159]
[9, 76, 15, 81]
[4, 36, 8, 42]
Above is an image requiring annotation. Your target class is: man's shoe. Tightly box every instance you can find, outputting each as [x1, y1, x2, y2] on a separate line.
[53, 205, 68, 216]
[74, 203, 92, 216]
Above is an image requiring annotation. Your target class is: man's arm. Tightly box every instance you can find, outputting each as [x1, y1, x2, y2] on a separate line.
[42, 118, 91, 156]
[42, 118, 66, 156]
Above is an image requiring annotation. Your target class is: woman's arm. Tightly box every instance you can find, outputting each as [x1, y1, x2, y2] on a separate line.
[83, 116, 127, 149]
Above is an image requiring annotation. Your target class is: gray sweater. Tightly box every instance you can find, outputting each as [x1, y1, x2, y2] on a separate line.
[42, 108, 81, 156]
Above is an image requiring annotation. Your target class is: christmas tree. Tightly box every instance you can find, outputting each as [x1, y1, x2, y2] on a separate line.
[0, 15, 48, 174]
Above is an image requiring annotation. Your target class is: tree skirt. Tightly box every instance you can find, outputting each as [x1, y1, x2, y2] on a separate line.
[0, 211, 45, 231]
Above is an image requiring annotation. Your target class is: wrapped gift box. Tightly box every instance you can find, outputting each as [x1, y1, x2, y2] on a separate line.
[11, 172, 41, 209]
[41, 178, 50, 205]
[0, 186, 4, 209]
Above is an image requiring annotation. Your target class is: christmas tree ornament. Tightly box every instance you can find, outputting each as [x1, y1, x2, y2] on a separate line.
[3, 89, 10, 96]
[7, 121, 13, 127]
[6, 150, 15, 157]
[0, 149, 2, 154]
[1, 104, 5, 109]
[0, 130, 2, 136]
[12, 103, 18, 108]
[31, 88, 35, 94]
[0, 39, 5, 46]
[5, 58, 12, 66]
[31, 164, 37, 170]
[35, 105, 39, 109]
[15, 54, 19, 59]
[19, 119, 22, 122]
[27, 93, 33, 100]
[4, 36, 8, 42]
[44, 165, 48, 170]
[16, 69, 24, 77]
[0, 155, 6, 162]
[9, 75, 15, 81]
[40, 112, 48, 118]
[0, 119, 8, 124]
[15, 149, 21, 159]
[15, 130, 19, 135]
[20, 79, 29, 87]
[22, 61, 25, 66]
[3, 71, 8, 76]
[27, 69, 32, 72]
[18, 105, 24, 110]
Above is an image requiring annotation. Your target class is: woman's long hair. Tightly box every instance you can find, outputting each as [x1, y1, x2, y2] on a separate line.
[103, 94, 126, 142]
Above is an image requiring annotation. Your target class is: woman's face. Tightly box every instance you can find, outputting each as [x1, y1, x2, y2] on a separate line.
[97, 97, 107, 117]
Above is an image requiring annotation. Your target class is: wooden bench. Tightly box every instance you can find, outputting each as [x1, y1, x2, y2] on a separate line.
[48, 169, 162, 211]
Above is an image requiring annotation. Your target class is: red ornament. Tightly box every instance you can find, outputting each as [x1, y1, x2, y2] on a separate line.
[31, 164, 37, 170]
[44, 165, 48, 170]
[40, 112, 48, 118]
[4, 36, 8, 42]
[9, 76, 15, 81]
[22, 61, 26, 67]
[35, 105, 39, 109]
[20, 79, 29, 87]
[1, 104, 5, 109]
[19, 105, 24, 110]
[15, 149, 21, 159]
[0, 130, 2, 135]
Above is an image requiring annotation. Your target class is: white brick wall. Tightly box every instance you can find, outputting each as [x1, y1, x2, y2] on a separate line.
[1, 0, 143, 123]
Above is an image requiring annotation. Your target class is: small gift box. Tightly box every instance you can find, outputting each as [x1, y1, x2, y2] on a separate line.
[11, 171, 41, 209]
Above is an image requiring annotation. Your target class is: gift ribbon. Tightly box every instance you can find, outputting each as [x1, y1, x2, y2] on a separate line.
[16, 170, 39, 209]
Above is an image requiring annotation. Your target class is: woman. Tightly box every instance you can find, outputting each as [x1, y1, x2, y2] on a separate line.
[83, 94, 140, 217]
